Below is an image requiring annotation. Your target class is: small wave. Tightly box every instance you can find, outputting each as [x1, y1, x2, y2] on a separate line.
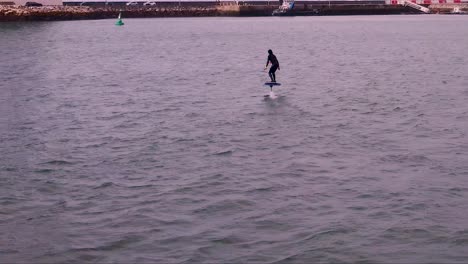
[347, 206, 367, 211]
[175, 138, 195, 143]
[96, 113, 126, 121]
[292, 228, 354, 243]
[0, 249, 19, 255]
[452, 230, 468, 245]
[402, 203, 428, 211]
[40, 160, 73, 166]
[449, 187, 468, 193]
[113, 122, 140, 129]
[58, 102, 78, 108]
[72, 235, 144, 252]
[212, 149, 233, 156]
[356, 194, 373, 199]
[185, 112, 200, 118]
[127, 184, 155, 189]
[0, 197, 23, 206]
[82, 142, 108, 148]
[383, 227, 432, 240]
[211, 235, 244, 245]
[248, 186, 276, 192]
[452, 238, 468, 245]
[34, 168, 55, 174]
[192, 199, 255, 215]
[3, 167, 17, 172]
[380, 154, 431, 164]
[93, 182, 114, 189]
[37, 93, 51, 98]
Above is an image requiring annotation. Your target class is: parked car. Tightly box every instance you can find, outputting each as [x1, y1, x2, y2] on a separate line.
[126, 1, 138, 6]
[143, 1, 156, 5]
[25, 1, 43, 6]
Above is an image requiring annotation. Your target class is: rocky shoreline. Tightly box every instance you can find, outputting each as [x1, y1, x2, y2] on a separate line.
[1, 4, 467, 22]
[0, 5, 222, 21]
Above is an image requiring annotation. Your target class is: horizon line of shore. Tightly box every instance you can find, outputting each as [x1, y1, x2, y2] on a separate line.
[0, 3, 466, 22]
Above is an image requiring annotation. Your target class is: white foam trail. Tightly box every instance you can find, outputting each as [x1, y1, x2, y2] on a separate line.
[269, 91, 277, 99]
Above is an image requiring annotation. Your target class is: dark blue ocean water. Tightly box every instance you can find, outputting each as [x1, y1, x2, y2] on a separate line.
[1, 15, 468, 263]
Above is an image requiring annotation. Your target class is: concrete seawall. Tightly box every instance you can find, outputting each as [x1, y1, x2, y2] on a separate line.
[217, 4, 412, 15]
[429, 3, 468, 13]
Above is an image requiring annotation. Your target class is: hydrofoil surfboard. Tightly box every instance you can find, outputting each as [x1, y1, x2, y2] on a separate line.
[264, 82, 281, 88]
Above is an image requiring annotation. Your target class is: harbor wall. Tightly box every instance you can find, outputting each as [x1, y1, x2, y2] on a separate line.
[429, 2, 468, 11]
[0, 5, 218, 21]
[1, 1, 467, 21]
[217, 3, 410, 15]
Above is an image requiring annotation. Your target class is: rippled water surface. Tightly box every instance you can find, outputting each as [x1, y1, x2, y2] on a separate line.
[1, 15, 468, 263]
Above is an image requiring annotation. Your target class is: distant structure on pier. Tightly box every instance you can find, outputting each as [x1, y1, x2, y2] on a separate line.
[0, 0, 62, 5]
[1, 0, 466, 8]
[62, 0, 468, 7]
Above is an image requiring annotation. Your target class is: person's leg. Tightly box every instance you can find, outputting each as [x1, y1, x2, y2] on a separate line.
[269, 68, 274, 82]
[271, 65, 278, 82]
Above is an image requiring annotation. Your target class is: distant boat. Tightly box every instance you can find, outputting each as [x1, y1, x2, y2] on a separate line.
[272, 0, 295, 16]
[115, 12, 124, 26]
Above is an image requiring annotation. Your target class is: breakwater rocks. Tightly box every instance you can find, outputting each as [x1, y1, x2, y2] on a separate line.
[0, 5, 219, 21]
[2, 3, 464, 22]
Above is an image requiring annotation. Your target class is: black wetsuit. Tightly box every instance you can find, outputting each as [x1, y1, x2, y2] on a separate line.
[267, 54, 279, 82]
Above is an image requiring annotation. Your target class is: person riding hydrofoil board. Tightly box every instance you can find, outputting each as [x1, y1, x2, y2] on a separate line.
[265, 49, 280, 83]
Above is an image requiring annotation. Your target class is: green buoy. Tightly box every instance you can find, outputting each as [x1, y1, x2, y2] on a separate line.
[115, 12, 124, 26]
